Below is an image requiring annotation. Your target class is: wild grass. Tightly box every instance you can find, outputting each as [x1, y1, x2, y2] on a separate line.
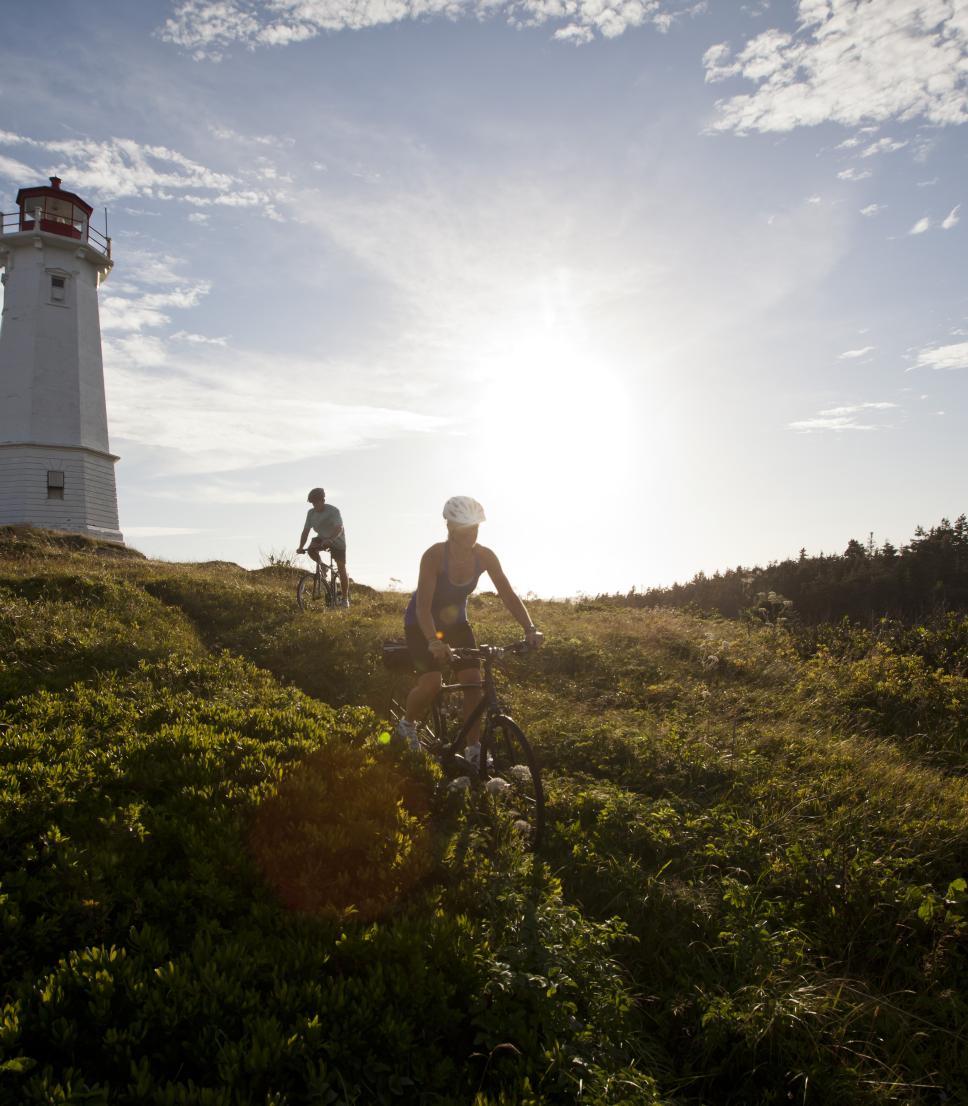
[0, 528, 965, 1104]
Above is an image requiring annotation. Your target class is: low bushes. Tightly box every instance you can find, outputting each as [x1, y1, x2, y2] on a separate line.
[0, 649, 652, 1103]
[0, 576, 203, 701]
[798, 641, 968, 769]
[2, 542, 968, 1103]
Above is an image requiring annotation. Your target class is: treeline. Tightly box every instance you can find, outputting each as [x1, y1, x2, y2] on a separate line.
[613, 514, 968, 625]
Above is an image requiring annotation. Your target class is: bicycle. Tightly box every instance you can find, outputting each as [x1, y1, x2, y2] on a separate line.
[383, 640, 545, 848]
[296, 549, 342, 611]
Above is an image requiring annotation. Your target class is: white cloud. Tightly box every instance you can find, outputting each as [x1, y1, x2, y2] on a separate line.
[914, 341, 968, 370]
[789, 400, 898, 432]
[942, 203, 961, 229]
[705, 1, 968, 133]
[909, 216, 931, 234]
[101, 282, 211, 333]
[171, 330, 228, 345]
[105, 333, 169, 368]
[789, 415, 875, 431]
[0, 130, 281, 216]
[210, 124, 294, 147]
[151, 482, 307, 504]
[124, 526, 211, 536]
[0, 129, 232, 200]
[0, 152, 38, 181]
[108, 346, 447, 473]
[859, 203, 885, 216]
[838, 345, 874, 359]
[158, 0, 701, 56]
[92, 228, 444, 472]
[837, 167, 872, 181]
[860, 137, 907, 157]
[823, 402, 898, 414]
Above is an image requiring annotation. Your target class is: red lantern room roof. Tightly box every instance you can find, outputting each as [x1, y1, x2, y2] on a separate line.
[16, 177, 93, 218]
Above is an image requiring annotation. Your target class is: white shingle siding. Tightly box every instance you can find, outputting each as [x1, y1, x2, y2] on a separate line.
[0, 446, 121, 541]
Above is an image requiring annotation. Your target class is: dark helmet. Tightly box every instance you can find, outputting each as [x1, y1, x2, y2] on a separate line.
[307, 487, 325, 501]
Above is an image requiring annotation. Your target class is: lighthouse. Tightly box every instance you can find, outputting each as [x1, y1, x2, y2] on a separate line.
[0, 177, 122, 543]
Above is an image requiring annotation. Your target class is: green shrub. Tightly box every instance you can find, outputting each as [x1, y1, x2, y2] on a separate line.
[0, 577, 203, 702]
[799, 643, 968, 767]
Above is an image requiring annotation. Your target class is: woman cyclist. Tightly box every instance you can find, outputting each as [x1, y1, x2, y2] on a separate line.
[396, 496, 543, 762]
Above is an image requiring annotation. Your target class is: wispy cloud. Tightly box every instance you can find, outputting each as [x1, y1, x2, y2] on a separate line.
[914, 341, 968, 371]
[860, 137, 907, 157]
[837, 167, 872, 181]
[789, 401, 898, 432]
[860, 203, 886, 216]
[210, 124, 294, 148]
[942, 204, 961, 229]
[704, 1, 968, 132]
[151, 481, 307, 504]
[0, 152, 37, 180]
[95, 240, 443, 471]
[0, 129, 281, 216]
[909, 216, 931, 234]
[109, 350, 447, 473]
[838, 345, 874, 359]
[124, 526, 211, 537]
[159, 0, 705, 56]
[171, 330, 228, 345]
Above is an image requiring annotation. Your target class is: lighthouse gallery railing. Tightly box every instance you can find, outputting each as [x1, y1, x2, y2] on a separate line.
[1, 209, 111, 258]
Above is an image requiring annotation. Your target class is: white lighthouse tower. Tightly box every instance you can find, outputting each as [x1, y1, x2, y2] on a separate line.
[0, 177, 123, 543]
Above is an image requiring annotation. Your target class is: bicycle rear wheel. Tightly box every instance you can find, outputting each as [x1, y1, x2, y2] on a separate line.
[296, 572, 324, 612]
[479, 715, 545, 849]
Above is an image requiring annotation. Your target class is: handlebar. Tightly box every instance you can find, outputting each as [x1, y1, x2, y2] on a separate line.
[445, 640, 537, 662]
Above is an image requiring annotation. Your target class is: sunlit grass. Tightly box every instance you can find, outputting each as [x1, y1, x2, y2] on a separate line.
[1, 527, 965, 1104]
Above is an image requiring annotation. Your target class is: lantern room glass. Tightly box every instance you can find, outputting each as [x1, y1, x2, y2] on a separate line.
[20, 195, 88, 240]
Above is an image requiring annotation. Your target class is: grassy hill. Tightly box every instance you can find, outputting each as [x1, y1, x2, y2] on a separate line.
[1, 528, 966, 1105]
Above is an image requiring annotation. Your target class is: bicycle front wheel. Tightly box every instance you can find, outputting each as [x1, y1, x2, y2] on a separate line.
[326, 570, 341, 609]
[480, 715, 545, 849]
[296, 572, 323, 612]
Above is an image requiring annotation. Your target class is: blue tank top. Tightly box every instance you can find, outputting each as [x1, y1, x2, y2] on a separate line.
[404, 544, 483, 629]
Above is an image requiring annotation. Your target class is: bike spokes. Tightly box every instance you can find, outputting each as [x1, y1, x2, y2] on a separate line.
[296, 571, 325, 611]
[480, 716, 544, 849]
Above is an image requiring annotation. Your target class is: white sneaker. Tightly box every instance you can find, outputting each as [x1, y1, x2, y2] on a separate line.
[396, 718, 421, 752]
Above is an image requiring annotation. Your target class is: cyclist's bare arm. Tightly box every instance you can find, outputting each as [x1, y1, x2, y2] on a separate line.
[479, 546, 542, 645]
[415, 545, 448, 658]
[297, 526, 311, 554]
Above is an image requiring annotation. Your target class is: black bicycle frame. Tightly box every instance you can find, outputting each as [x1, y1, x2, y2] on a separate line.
[435, 653, 505, 754]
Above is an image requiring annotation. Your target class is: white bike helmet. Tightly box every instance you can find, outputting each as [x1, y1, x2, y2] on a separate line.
[443, 496, 486, 526]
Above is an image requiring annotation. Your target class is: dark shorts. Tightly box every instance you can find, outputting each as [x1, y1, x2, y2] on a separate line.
[405, 621, 479, 674]
[308, 536, 346, 561]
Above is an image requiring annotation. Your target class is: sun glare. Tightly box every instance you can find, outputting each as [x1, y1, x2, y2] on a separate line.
[470, 324, 634, 523]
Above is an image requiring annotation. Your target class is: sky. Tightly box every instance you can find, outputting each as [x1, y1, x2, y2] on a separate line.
[1, 0, 966, 597]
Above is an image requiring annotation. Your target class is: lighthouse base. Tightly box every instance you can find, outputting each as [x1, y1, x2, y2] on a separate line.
[0, 443, 123, 544]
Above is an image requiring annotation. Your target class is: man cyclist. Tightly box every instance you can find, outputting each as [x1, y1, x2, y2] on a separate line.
[297, 487, 349, 608]
[395, 495, 542, 760]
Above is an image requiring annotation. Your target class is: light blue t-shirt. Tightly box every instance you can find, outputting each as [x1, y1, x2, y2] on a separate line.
[305, 505, 345, 548]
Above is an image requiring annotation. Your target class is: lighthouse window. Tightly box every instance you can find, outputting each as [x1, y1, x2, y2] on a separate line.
[50, 275, 66, 303]
[47, 471, 65, 500]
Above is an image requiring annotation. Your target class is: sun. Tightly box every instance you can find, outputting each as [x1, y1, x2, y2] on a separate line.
[470, 324, 633, 511]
